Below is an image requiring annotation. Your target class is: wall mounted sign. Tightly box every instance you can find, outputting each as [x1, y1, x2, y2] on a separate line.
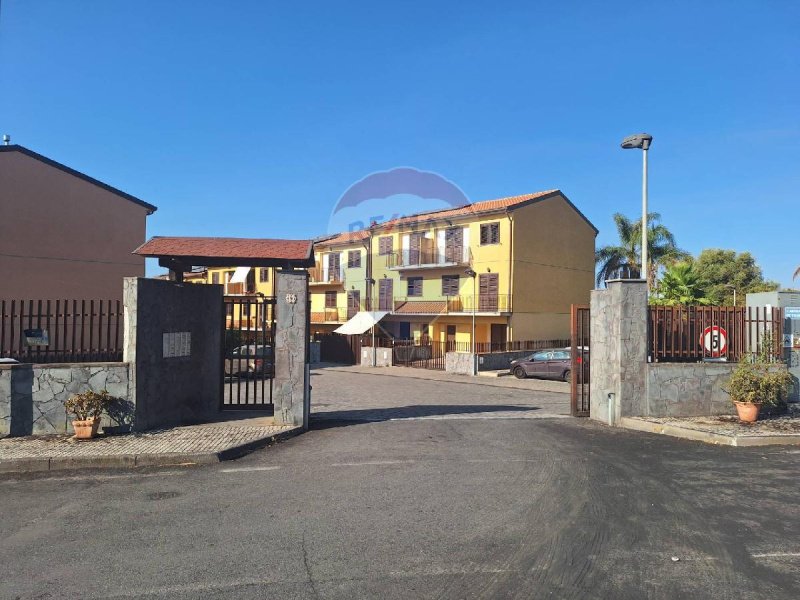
[163, 332, 191, 358]
[784, 307, 800, 320]
[23, 329, 49, 346]
[285, 293, 297, 304]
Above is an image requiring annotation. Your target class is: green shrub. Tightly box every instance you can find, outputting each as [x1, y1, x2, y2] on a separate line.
[724, 357, 792, 408]
[64, 389, 113, 421]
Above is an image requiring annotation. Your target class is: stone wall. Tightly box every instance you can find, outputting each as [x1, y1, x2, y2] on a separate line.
[446, 352, 475, 375]
[647, 363, 737, 417]
[124, 277, 222, 431]
[0, 362, 130, 436]
[590, 279, 648, 424]
[360, 347, 392, 367]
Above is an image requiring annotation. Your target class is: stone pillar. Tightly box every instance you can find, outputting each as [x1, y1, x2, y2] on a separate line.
[590, 279, 648, 424]
[274, 270, 310, 429]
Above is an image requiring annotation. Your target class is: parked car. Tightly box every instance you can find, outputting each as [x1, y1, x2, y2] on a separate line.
[509, 348, 588, 383]
[225, 344, 273, 378]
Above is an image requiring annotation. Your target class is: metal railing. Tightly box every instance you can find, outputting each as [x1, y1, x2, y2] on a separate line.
[391, 294, 511, 314]
[648, 305, 783, 363]
[0, 299, 124, 363]
[309, 264, 345, 285]
[385, 246, 472, 269]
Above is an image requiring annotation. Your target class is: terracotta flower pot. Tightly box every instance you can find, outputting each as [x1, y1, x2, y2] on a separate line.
[72, 417, 101, 439]
[734, 401, 762, 423]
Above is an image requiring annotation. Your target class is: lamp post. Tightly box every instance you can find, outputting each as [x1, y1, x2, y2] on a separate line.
[621, 133, 653, 289]
[724, 283, 737, 307]
[465, 268, 477, 375]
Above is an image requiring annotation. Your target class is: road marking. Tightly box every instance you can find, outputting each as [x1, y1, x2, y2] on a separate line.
[220, 465, 282, 473]
[330, 460, 415, 467]
[752, 552, 800, 558]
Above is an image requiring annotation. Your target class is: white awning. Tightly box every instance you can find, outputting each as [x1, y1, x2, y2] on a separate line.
[229, 266, 251, 284]
[333, 311, 389, 335]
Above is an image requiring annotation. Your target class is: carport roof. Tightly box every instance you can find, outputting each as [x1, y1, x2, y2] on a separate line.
[134, 236, 315, 268]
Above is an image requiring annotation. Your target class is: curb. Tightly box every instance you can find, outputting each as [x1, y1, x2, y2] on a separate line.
[0, 427, 304, 474]
[619, 417, 800, 447]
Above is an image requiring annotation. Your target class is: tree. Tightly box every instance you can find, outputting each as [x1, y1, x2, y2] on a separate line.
[652, 262, 712, 306]
[595, 212, 688, 288]
[689, 249, 779, 306]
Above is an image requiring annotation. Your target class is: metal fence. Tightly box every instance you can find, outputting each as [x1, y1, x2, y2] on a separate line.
[648, 305, 783, 363]
[0, 299, 124, 363]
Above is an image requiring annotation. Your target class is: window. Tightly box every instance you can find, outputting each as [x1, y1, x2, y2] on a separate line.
[225, 270, 235, 282]
[441, 275, 460, 296]
[347, 250, 361, 268]
[407, 277, 423, 297]
[325, 291, 337, 308]
[480, 222, 500, 245]
[259, 268, 269, 282]
[211, 273, 220, 284]
[378, 236, 393, 256]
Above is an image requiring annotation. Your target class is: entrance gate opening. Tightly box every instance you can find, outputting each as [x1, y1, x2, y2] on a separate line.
[571, 304, 590, 417]
[222, 295, 276, 409]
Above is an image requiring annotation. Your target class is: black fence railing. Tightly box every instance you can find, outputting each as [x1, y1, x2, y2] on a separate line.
[0, 299, 124, 364]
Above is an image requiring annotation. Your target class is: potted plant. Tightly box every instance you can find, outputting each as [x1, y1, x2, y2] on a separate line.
[724, 358, 792, 423]
[64, 389, 112, 439]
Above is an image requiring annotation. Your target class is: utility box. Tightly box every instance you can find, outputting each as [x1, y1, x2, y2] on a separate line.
[746, 291, 800, 402]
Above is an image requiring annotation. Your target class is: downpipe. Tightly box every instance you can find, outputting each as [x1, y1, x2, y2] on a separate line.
[607, 392, 616, 426]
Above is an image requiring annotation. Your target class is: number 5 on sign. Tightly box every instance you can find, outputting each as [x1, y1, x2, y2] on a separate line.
[700, 326, 727, 357]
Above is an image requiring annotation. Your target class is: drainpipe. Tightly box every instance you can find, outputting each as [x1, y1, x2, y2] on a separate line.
[366, 229, 376, 367]
[507, 209, 514, 340]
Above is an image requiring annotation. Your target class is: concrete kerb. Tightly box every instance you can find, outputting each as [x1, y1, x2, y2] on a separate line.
[0, 427, 304, 474]
[619, 417, 800, 447]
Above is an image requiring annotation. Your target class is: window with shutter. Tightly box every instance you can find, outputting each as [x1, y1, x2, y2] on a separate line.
[259, 268, 269, 282]
[480, 222, 500, 245]
[378, 236, 393, 256]
[441, 275, 459, 296]
[379, 278, 393, 310]
[347, 250, 361, 268]
[325, 291, 337, 308]
[407, 277, 423, 297]
[211, 272, 220, 284]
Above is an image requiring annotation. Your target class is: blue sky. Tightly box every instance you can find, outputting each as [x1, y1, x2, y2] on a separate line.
[1, 1, 798, 284]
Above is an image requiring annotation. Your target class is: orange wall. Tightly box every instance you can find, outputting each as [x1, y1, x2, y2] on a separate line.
[0, 151, 151, 300]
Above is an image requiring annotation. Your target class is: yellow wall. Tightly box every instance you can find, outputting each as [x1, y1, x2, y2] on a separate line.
[310, 242, 368, 319]
[509, 194, 596, 340]
[205, 266, 275, 295]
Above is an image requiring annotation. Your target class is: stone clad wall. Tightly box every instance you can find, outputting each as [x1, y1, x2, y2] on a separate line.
[647, 363, 736, 417]
[360, 347, 392, 367]
[0, 363, 130, 436]
[273, 271, 310, 428]
[446, 352, 474, 375]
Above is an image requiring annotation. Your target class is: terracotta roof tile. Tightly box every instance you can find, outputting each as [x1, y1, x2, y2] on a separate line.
[393, 300, 448, 315]
[317, 230, 370, 246]
[134, 237, 314, 263]
[380, 190, 559, 229]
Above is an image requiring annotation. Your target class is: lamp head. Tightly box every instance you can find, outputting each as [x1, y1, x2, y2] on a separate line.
[621, 133, 653, 151]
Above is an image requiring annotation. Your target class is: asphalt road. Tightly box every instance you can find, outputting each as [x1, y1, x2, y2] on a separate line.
[1, 370, 799, 599]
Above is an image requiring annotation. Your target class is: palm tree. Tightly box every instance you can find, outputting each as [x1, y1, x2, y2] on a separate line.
[653, 262, 712, 306]
[595, 212, 688, 288]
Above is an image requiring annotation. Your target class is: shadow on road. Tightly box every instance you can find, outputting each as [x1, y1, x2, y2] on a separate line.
[310, 404, 537, 429]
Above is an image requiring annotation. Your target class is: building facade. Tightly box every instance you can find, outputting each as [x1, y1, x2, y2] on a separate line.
[0, 145, 156, 301]
[309, 190, 597, 344]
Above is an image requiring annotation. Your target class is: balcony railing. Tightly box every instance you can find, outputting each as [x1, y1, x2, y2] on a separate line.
[225, 282, 256, 295]
[310, 300, 368, 324]
[391, 294, 511, 314]
[385, 246, 472, 269]
[309, 264, 345, 285]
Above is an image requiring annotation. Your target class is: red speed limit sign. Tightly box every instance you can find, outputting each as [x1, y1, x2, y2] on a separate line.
[700, 326, 727, 356]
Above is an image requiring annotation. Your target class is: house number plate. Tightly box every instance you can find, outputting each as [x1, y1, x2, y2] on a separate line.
[285, 293, 297, 304]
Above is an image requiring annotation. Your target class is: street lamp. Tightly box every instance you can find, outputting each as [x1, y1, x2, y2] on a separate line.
[465, 268, 477, 375]
[621, 133, 653, 289]
[724, 283, 737, 307]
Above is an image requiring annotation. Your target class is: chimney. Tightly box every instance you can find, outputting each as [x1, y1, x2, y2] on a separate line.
[2, 135, 9, 146]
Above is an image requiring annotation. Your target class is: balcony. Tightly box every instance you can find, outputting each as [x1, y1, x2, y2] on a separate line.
[309, 264, 345, 286]
[224, 282, 256, 295]
[391, 294, 511, 315]
[385, 246, 472, 270]
[310, 300, 368, 324]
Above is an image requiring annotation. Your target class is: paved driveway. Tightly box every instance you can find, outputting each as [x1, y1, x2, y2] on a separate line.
[1, 370, 798, 599]
[311, 364, 571, 421]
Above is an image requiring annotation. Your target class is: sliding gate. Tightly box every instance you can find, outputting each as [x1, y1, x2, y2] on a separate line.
[222, 296, 276, 409]
[570, 304, 590, 417]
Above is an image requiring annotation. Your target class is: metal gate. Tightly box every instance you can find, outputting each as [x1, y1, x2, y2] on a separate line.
[570, 304, 590, 417]
[316, 333, 362, 364]
[222, 296, 275, 409]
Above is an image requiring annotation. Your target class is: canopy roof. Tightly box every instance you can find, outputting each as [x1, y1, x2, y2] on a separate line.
[333, 311, 389, 335]
[134, 236, 315, 269]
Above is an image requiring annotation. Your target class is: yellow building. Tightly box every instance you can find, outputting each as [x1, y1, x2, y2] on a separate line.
[309, 189, 597, 345]
[205, 266, 276, 296]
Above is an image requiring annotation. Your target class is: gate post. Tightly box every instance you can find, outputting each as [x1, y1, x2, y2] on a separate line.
[590, 279, 648, 425]
[273, 269, 310, 429]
